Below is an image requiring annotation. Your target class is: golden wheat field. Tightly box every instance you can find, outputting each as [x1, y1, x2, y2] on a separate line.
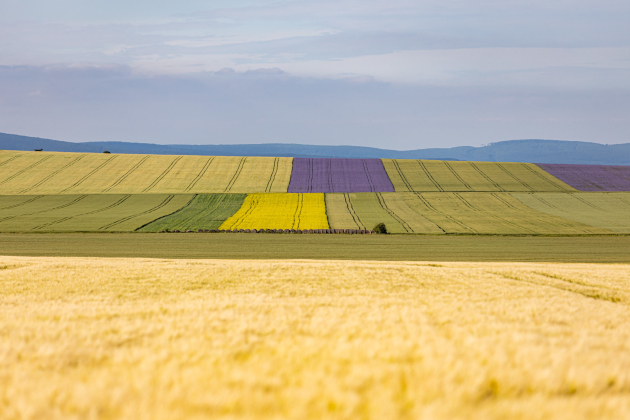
[1, 256, 629, 420]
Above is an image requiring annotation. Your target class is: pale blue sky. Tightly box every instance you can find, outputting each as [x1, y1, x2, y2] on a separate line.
[1, 0, 629, 148]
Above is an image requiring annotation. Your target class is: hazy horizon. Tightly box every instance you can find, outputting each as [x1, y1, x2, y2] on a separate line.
[1, 1, 629, 148]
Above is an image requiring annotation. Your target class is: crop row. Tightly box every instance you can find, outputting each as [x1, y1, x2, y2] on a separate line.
[5, 151, 627, 195]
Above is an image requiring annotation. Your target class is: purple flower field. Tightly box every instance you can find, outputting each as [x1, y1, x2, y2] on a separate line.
[537, 164, 630, 191]
[288, 158, 395, 193]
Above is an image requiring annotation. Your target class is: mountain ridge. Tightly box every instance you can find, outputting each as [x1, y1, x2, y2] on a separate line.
[1, 132, 629, 165]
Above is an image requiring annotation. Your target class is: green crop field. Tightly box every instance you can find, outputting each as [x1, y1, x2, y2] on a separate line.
[0, 151, 292, 194]
[0, 194, 193, 232]
[513, 192, 630, 233]
[140, 194, 247, 232]
[325, 192, 606, 234]
[382, 160, 575, 192]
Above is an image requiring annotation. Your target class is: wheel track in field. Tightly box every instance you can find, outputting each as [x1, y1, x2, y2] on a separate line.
[227, 195, 259, 230]
[391, 160, 414, 192]
[413, 192, 476, 233]
[455, 193, 536, 234]
[185, 157, 214, 192]
[224, 157, 246, 193]
[0, 195, 44, 211]
[0, 154, 22, 168]
[0, 155, 53, 186]
[570, 193, 604, 210]
[102, 156, 150, 193]
[60, 155, 118, 193]
[362, 159, 376, 192]
[496, 163, 535, 191]
[612, 194, 630, 207]
[18, 154, 86, 194]
[514, 194, 596, 233]
[522, 164, 571, 191]
[327, 159, 333, 193]
[99, 195, 176, 230]
[308, 159, 314, 193]
[32, 195, 132, 230]
[343, 193, 365, 229]
[265, 158, 280, 193]
[375, 193, 412, 233]
[293, 193, 304, 229]
[0, 195, 88, 223]
[417, 161, 444, 191]
[142, 156, 182, 193]
[491, 193, 517, 209]
[468, 162, 505, 192]
[444, 162, 473, 191]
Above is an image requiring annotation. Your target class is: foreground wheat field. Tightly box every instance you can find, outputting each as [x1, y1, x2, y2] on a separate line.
[1, 256, 629, 420]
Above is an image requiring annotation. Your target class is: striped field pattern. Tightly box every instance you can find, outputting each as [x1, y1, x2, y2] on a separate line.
[0, 194, 193, 232]
[0, 151, 292, 194]
[1, 150, 629, 234]
[382, 160, 575, 192]
[219, 193, 329, 230]
[288, 158, 395, 193]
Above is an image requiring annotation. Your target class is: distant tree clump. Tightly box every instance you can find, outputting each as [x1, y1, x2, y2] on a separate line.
[373, 223, 388, 234]
[103, 151, 111, 154]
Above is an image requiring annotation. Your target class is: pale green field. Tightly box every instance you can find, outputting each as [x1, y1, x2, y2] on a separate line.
[0, 194, 193, 232]
[325, 192, 606, 234]
[1, 256, 629, 419]
[382, 160, 575, 192]
[513, 193, 630, 233]
[0, 151, 292, 194]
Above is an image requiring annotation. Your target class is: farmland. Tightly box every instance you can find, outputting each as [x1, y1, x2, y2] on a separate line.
[325, 192, 607, 234]
[1, 150, 630, 234]
[220, 193, 329, 230]
[2, 148, 630, 420]
[140, 194, 247, 232]
[0, 151, 292, 194]
[1, 256, 630, 419]
[0, 194, 193, 232]
[512, 192, 630, 233]
[382, 160, 575, 192]
[537, 163, 630, 192]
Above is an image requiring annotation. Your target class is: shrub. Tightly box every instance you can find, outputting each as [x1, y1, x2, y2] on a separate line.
[373, 223, 388, 234]
[103, 151, 111, 154]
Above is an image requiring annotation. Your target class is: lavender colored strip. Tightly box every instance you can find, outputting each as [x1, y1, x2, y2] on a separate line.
[537, 163, 630, 191]
[288, 158, 395, 193]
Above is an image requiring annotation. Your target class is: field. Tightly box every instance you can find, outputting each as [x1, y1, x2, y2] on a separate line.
[219, 193, 329, 230]
[0, 152, 292, 194]
[1, 256, 630, 419]
[325, 192, 607, 234]
[2, 149, 630, 419]
[139, 194, 247, 232]
[512, 193, 630, 233]
[382, 160, 575, 192]
[538, 164, 630, 192]
[0, 194, 193, 232]
[2, 234, 630, 262]
[288, 158, 395, 193]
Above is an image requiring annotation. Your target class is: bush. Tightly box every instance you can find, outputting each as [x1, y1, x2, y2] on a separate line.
[103, 151, 111, 154]
[373, 223, 388, 234]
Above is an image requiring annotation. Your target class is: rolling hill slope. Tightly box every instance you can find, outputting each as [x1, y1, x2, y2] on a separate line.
[1, 149, 629, 234]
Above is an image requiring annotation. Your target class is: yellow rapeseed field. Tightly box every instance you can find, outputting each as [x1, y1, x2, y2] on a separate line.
[220, 193, 329, 230]
[1, 256, 629, 419]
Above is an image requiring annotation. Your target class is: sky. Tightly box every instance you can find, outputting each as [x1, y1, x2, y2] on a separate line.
[1, 0, 629, 149]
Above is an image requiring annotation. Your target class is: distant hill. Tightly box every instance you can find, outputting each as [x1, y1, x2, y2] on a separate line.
[1, 132, 629, 165]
